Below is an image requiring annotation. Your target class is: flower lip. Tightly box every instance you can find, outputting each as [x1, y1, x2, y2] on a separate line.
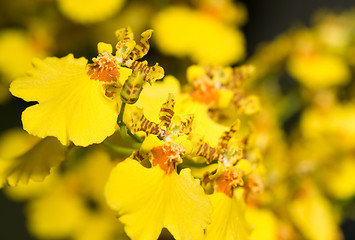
[150, 142, 185, 174]
[190, 76, 220, 105]
[215, 166, 244, 198]
[87, 51, 121, 84]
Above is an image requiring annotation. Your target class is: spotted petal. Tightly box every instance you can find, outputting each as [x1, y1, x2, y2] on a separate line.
[116, 27, 136, 60]
[128, 29, 153, 61]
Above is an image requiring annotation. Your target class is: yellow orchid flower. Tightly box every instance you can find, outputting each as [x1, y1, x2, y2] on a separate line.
[10, 28, 162, 147]
[20, 148, 128, 240]
[26, 180, 89, 239]
[0, 29, 48, 81]
[187, 64, 259, 115]
[116, 27, 164, 104]
[203, 166, 251, 240]
[57, 0, 126, 24]
[321, 156, 355, 200]
[133, 75, 181, 123]
[288, 180, 342, 240]
[105, 136, 212, 240]
[106, 94, 215, 239]
[152, 6, 245, 65]
[0, 28, 50, 103]
[287, 29, 350, 89]
[0, 128, 67, 187]
[10, 53, 128, 146]
[287, 53, 350, 89]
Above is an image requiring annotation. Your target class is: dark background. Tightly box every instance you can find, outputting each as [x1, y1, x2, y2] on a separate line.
[1, 0, 355, 239]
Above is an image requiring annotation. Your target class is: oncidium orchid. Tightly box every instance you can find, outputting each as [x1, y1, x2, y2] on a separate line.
[2, 3, 355, 240]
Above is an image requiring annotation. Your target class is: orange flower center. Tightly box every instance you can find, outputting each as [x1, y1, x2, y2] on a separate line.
[87, 51, 122, 92]
[215, 167, 244, 198]
[151, 142, 185, 174]
[190, 77, 219, 105]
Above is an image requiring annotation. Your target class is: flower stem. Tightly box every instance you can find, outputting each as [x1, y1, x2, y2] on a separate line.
[102, 141, 136, 155]
[117, 102, 144, 144]
[181, 158, 218, 168]
[127, 128, 143, 143]
[117, 102, 126, 126]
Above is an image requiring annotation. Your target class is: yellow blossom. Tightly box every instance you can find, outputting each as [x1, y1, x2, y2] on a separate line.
[287, 29, 350, 89]
[288, 181, 342, 240]
[186, 64, 259, 118]
[105, 156, 212, 240]
[26, 183, 88, 239]
[300, 103, 355, 151]
[4, 172, 58, 201]
[287, 53, 350, 89]
[10, 53, 130, 146]
[0, 29, 47, 81]
[195, 0, 248, 26]
[73, 212, 129, 240]
[133, 75, 181, 123]
[57, 0, 126, 24]
[22, 148, 128, 240]
[321, 157, 355, 200]
[116, 27, 165, 104]
[0, 128, 67, 187]
[9, 27, 162, 147]
[176, 98, 228, 147]
[152, 6, 245, 65]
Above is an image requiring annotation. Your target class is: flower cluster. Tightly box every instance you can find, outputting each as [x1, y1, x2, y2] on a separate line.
[2, 26, 261, 240]
[2, 2, 355, 240]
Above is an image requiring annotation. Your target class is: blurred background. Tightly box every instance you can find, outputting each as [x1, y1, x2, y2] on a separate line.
[1, 0, 355, 239]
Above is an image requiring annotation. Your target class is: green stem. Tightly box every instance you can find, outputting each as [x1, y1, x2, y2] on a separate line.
[117, 102, 126, 126]
[117, 102, 144, 144]
[102, 141, 136, 155]
[127, 128, 143, 143]
[181, 158, 218, 168]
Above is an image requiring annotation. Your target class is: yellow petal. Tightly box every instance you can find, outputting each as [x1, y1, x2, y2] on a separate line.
[0, 133, 66, 187]
[246, 207, 278, 240]
[0, 29, 46, 80]
[74, 212, 129, 240]
[123, 59, 164, 85]
[128, 29, 153, 60]
[235, 159, 252, 175]
[323, 157, 355, 199]
[134, 75, 181, 123]
[97, 42, 113, 54]
[238, 95, 260, 115]
[57, 0, 125, 24]
[204, 191, 251, 240]
[26, 183, 88, 239]
[116, 27, 136, 60]
[152, 6, 245, 65]
[287, 53, 350, 89]
[289, 181, 341, 240]
[10, 54, 118, 146]
[105, 159, 212, 240]
[140, 135, 163, 153]
[176, 97, 227, 147]
[4, 172, 58, 201]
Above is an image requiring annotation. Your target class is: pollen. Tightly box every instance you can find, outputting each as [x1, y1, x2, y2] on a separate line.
[190, 77, 220, 105]
[87, 51, 121, 85]
[215, 166, 244, 198]
[150, 142, 185, 174]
